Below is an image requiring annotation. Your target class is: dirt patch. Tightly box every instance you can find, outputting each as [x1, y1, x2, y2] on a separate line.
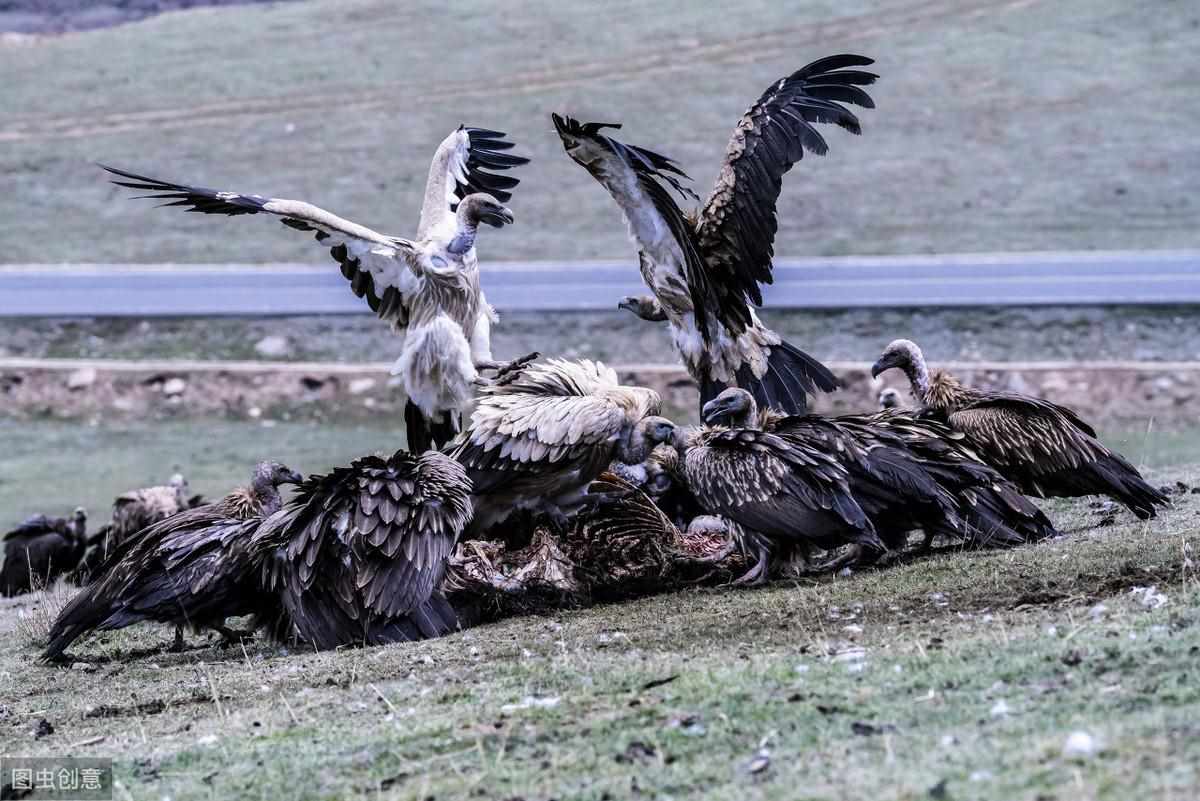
[0, 0, 294, 34]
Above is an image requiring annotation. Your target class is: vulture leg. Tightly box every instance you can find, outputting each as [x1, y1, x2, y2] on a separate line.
[728, 539, 773, 587]
[811, 544, 865, 574]
[212, 622, 255, 648]
[170, 626, 187, 653]
[475, 351, 540, 385]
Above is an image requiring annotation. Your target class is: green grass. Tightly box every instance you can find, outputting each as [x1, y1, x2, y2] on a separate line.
[2, 0, 1197, 263]
[0, 418, 1194, 525]
[1, 466, 1197, 800]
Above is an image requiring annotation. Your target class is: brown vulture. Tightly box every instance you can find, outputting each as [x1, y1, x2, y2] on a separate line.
[871, 339, 1170, 519]
[42, 462, 302, 662]
[675, 389, 880, 584]
[695, 388, 1057, 580]
[552, 53, 878, 415]
[1, 509, 87, 596]
[100, 125, 531, 452]
[72, 473, 205, 585]
[449, 358, 678, 537]
[250, 450, 473, 650]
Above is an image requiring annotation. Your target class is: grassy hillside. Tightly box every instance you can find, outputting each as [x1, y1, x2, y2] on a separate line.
[2, 471, 1197, 800]
[1, 0, 1197, 263]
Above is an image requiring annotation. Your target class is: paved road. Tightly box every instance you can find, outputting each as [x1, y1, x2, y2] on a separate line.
[1, 251, 1197, 316]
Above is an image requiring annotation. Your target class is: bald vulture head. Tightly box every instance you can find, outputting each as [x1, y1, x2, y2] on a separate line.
[620, 415, 678, 465]
[457, 193, 514, 228]
[70, 507, 88, 540]
[701, 387, 758, 428]
[878, 388, 904, 410]
[871, 339, 931, 397]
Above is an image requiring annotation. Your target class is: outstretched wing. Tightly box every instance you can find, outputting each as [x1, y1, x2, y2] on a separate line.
[416, 126, 529, 241]
[101, 165, 419, 327]
[696, 54, 877, 309]
[949, 397, 1106, 481]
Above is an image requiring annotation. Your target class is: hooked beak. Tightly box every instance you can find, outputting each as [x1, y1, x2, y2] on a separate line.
[870, 358, 891, 379]
[617, 297, 637, 314]
[480, 206, 514, 227]
[701, 397, 727, 425]
[283, 469, 304, 485]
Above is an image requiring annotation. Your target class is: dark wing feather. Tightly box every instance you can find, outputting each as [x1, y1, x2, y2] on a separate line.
[259, 450, 472, 649]
[696, 54, 877, 313]
[100, 165, 416, 328]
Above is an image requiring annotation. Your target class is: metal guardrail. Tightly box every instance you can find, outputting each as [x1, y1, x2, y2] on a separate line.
[1, 250, 1198, 316]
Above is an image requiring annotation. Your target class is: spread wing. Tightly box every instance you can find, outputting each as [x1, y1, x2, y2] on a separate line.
[696, 54, 877, 310]
[101, 165, 419, 328]
[416, 126, 529, 241]
[256, 451, 471, 648]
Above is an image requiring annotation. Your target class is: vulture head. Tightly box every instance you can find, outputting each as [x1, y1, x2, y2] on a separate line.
[252, 461, 305, 491]
[620, 415, 679, 464]
[871, 339, 925, 380]
[701, 387, 758, 428]
[617, 295, 665, 322]
[878, 388, 904, 410]
[552, 113, 697, 200]
[458, 193, 514, 228]
[70, 507, 88, 540]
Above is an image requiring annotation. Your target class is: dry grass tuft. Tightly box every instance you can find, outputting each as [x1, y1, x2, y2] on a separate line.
[12, 579, 78, 649]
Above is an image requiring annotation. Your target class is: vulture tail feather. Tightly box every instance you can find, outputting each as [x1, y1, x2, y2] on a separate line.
[404, 402, 460, 453]
[1050, 454, 1170, 520]
[699, 339, 839, 415]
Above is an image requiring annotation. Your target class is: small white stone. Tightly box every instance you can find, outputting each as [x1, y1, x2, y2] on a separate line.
[161, 377, 187, 396]
[1062, 730, 1099, 759]
[1088, 603, 1108, 620]
[254, 335, 291, 358]
[969, 770, 993, 782]
[247, 406, 262, 419]
[990, 700, 1010, 718]
[66, 367, 97, 390]
[348, 378, 377, 395]
[197, 734, 219, 746]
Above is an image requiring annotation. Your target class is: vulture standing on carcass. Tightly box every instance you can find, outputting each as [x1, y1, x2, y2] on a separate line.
[552, 53, 878, 414]
[72, 473, 203, 584]
[101, 125, 531, 451]
[450, 358, 678, 537]
[250, 450, 472, 650]
[1, 509, 87, 596]
[42, 462, 302, 662]
[871, 339, 1170, 519]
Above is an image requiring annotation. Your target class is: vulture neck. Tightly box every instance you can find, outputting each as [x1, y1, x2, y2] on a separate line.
[446, 203, 481, 255]
[904, 355, 932, 402]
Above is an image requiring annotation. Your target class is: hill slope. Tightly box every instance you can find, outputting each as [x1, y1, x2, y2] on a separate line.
[1, 0, 1197, 263]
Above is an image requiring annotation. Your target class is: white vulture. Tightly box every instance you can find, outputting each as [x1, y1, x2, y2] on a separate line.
[449, 358, 677, 537]
[552, 53, 878, 415]
[101, 126, 531, 451]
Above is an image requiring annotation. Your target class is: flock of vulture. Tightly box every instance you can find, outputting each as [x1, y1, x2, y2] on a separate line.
[3, 54, 1171, 663]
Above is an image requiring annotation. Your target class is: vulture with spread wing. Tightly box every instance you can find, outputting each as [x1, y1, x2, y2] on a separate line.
[101, 126, 530, 451]
[1, 509, 87, 596]
[872, 339, 1170, 519]
[250, 450, 472, 649]
[72, 473, 204, 584]
[450, 358, 677, 537]
[553, 54, 878, 414]
[42, 462, 302, 662]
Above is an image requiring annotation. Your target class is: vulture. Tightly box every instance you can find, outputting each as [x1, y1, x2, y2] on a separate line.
[1, 509, 87, 596]
[694, 388, 1056, 581]
[42, 462, 302, 662]
[449, 358, 677, 537]
[552, 53, 878, 414]
[878, 387, 904, 410]
[872, 339, 1170, 519]
[72, 473, 204, 584]
[101, 125, 531, 451]
[250, 450, 473, 650]
[674, 389, 880, 584]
